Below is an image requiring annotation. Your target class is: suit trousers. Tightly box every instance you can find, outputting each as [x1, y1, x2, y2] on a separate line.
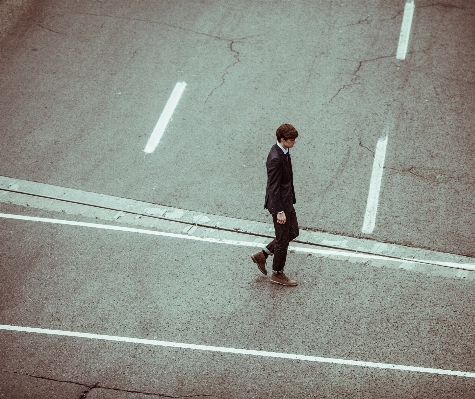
[265, 210, 299, 272]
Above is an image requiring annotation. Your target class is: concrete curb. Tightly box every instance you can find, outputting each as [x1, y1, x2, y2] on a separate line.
[1, 175, 474, 281]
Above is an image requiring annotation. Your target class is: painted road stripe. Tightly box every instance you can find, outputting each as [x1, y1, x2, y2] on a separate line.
[0, 212, 257, 247]
[1, 324, 474, 378]
[3, 175, 474, 271]
[396, 0, 415, 60]
[144, 81, 187, 154]
[362, 134, 388, 234]
[1, 213, 475, 271]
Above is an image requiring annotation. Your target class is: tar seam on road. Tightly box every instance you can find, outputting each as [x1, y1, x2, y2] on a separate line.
[362, 133, 388, 234]
[0, 187, 432, 265]
[396, 0, 415, 60]
[1, 324, 474, 378]
[1, 212, 474, 271]
[144, 81, 186, 154]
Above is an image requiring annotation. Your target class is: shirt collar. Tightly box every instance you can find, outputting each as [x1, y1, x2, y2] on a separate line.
[276, 141, 288, 154]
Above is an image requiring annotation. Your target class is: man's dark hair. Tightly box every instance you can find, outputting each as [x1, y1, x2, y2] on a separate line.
[276, 123, 298, 142]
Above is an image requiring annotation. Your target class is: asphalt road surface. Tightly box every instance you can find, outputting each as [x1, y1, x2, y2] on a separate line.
[1, 0, 474, 398]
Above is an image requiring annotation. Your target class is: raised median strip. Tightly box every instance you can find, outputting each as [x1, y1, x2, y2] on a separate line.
[0, 175, 474, 279]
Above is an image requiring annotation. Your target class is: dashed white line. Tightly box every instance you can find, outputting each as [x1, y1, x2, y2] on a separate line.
[144, 81, 187, 154]
[1, 324, 474, 378]
[396, 0, 415, 60]
[362, 134, 389, 234]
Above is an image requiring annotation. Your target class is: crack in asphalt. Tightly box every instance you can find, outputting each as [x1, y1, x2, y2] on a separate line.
[336, 15, 371, 29]
[79, 382, 99, 399]
[205, 39, 242, 102]
[58, 10, 224, 40]
[2, 369, 91, 390]
[384, 1, 467, 21]
[385, 165, 475, 186]
[36, 23, 65, 35]
[1, 370, 213, 399]
[61, 10, 257, 45]
[52, 9, 254, 103]
[356, 137, 473, 186]
[384, 9, 405, 21]
[79, 383, 215, 398]
[329, 55, 393, 102]
[358, 136, 375, 155]
[381, 1, 467, 21]
[329, 81, 358, 103]
[417, 2, 467, 11]
[385, 165, 434, 182]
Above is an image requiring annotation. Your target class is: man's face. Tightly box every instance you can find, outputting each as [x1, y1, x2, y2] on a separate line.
[281, 137, 296, 149]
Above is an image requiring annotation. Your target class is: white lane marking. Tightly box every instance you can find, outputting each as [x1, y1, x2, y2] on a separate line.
[0, 212, 256, 247]
[1, 324, 474, 378]
[2, 176, 474, 271]
[362, 134, 389, 234]
[144, 82, 187, 154]
[396, 0, 415, 60]
[1, 213, 475, 271]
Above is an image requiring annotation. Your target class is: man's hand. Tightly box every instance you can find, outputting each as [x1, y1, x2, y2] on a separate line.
[277, 212, 286, 224]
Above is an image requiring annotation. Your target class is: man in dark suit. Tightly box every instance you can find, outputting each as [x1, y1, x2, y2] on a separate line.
[251, 124, 299, 286]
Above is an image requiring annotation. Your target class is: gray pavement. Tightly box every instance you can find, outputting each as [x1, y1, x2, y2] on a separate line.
[0, 0, 473, 255]
[1, 206, 475, 398]
[0, 0, 35, 38]
[1, 176, 474, 277]
[1, 0, 475, 398]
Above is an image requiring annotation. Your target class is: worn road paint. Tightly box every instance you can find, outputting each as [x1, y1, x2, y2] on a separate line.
[1, 213, 475, 271]
[396, 0, 415, 60]
[144, 81, 186, 153]
[362, 134, 388, 234]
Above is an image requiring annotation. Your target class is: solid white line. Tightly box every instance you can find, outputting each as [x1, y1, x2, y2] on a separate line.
[0, 212, 256, 248]
[1, 324, 474, 378]
[396, 0, 415, 60]
[362, 135, 389, 234]
[2, 212, 475, 271]
[144, 82, 187, 154]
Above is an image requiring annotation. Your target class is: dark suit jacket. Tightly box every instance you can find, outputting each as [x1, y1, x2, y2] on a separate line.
[264, 144, 296, 214]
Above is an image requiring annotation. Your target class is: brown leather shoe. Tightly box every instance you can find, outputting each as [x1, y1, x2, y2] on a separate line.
[271, 272, 298, 286]
[251, 251, 267, 275]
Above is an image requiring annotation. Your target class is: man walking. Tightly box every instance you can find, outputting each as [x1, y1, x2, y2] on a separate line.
[251, 123, 299, 286]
